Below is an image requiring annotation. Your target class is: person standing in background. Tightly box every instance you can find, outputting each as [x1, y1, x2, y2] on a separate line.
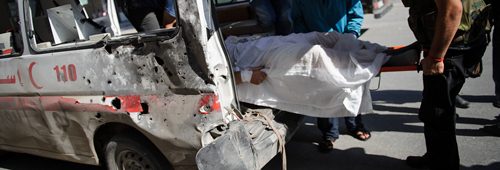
[480, 0, 500, 137]
[164, 0, 176, 29]
[122, 0, 176, 32]
[291, 0, 370, 152]
[250, 0, 293, 35]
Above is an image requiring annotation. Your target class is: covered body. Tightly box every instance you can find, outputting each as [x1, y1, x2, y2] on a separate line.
[226, 32, 389, 117]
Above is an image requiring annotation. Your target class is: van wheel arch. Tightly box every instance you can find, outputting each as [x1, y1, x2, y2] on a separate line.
[94, 123, 173, 169]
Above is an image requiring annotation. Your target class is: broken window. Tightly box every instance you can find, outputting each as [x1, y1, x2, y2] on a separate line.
[0, 0, 22, 57]
[26, 0, 178, 51]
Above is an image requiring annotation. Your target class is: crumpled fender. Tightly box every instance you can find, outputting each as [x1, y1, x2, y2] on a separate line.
[195, 109, 286, 170]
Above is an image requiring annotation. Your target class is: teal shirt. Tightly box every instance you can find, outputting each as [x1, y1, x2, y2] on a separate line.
[292, 0, 364, 37]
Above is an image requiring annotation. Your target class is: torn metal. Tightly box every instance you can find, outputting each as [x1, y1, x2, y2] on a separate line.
[0, 0, 291, 169]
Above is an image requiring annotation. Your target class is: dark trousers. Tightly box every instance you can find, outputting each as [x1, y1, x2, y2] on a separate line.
[419, 53, 467, 170]
[123, 0, 165, 32]
[494, 11, 500, 99]
[318, 115, 364, 140]
[126, 10, 164, 32]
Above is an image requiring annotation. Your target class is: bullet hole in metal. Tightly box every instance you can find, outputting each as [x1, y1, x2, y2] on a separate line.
[95, 113, 102, 118]
[166, 71, 173, 77]
[141, 103, 149, 114]
[112, 71, 117, 75]
[83, 76, 86, 79]
[102, 97, 106, 102]
[154, 56, 165, 65]
[216, 125, 226, 131]
[193, 114, 196, 117]
[163, 119, 167, 122]
[149, 117, 153, 121]
[221, 75, 227, 80]
[155, 79, 160, 83]
[209, 74, 214, 79]
[107, 80, 112, 84]
[181, 76, 186, 80]
[154, 67, 159, 73]
[112, 98, 121, 110]
[90, 99, 93, 103]
[87, 79, 91, 84]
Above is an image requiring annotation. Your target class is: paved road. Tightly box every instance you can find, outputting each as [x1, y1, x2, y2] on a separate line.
[0, 1, 499, 170]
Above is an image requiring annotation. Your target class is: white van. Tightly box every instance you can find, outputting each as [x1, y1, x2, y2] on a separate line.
[0, 0, 303, 169]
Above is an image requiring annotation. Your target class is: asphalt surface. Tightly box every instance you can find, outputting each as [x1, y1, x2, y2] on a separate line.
[0, 1, 499, 170]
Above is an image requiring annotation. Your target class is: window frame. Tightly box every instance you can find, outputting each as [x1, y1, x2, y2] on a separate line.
[23, 0, 180, 54]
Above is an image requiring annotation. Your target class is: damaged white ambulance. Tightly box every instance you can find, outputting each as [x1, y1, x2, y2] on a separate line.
[0, 0, 303, 169]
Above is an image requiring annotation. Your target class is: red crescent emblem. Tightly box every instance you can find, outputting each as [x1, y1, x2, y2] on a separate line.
[17, 69, 23, 86]
[29, 62, 43, 89]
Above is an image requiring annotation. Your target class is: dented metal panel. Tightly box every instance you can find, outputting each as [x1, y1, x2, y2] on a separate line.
[0, 0, 284, 169]
[196, 109, 287, 170]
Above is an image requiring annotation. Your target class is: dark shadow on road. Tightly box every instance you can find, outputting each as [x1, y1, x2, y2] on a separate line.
[264, 143, 500, 170]
[373, 104, 419, 114]
[0, 152, 101, 170]
[264, 117, 500, 170]
[263, 146, 414, 170]
[371, 90, 496, 105]
[371, 90, 422, 104]
[461, 95, 497, 103]
[364, 113, 496, 137]
[464, 162, 500, 170]
[288, 114, 497, 139]
[368, 90, 498, 137]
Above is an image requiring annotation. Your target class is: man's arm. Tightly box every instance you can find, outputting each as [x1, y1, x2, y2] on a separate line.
[346, 0, 364, 37]
[422, 0, 462, 75]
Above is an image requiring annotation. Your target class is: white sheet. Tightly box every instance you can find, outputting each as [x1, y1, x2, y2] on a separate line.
[225, 32, 389, 118]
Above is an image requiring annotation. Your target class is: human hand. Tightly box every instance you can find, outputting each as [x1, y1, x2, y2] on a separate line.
[421, 57, 444, 75]
[250, 68, 267, 85]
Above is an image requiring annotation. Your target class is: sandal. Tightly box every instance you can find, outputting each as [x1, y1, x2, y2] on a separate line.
[319, 139, 336, 152]
[348, 128, 371, 141]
